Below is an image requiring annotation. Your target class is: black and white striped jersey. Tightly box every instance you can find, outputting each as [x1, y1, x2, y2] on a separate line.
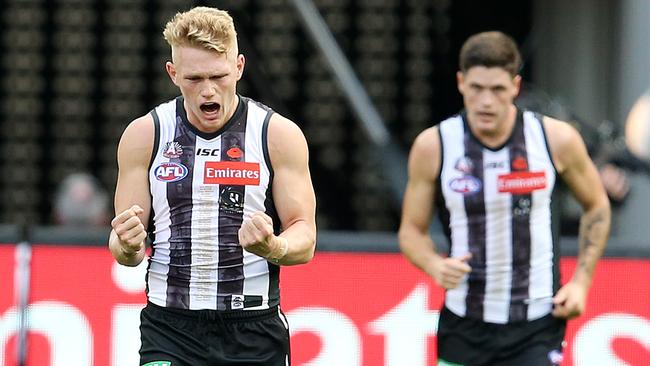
[437, 109, 559, 324]
[145, 95, 281, 311]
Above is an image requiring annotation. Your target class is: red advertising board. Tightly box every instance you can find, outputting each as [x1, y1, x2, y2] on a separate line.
[1, 245, 649, 365]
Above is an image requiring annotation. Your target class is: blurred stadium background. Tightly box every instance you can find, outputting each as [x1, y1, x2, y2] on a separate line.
[1, 0, 649, 365]
[1, 0, 649, 232]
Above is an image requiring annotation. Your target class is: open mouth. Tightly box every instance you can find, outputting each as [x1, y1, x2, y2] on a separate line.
[477, 111, 495, 118]
[200, 102, 221, 114]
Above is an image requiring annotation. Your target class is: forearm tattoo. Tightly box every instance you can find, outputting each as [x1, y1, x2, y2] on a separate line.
[577, 207, 611, 279]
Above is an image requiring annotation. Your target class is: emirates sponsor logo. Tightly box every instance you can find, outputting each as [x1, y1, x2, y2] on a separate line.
[498, 171, 546, 194]
[204, 161, 260, 185]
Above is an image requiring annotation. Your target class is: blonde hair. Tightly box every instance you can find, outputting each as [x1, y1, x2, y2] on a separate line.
[163, 6, 238, 55]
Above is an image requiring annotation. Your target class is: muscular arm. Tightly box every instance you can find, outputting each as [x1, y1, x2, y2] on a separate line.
[399, 128, 440, 274]
[108, 115, 154, 266]
[266, 113, 317, 265]
[546, 117, 611, 317]
[398, 127, 471, 288]
[547, 118, 611, 285]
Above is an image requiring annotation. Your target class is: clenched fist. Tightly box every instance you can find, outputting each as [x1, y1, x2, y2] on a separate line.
[238, 212, 288, 263]
[552, 280, 588, 319]
[111, 205, 147, 257]
[431, 253, 472, 289]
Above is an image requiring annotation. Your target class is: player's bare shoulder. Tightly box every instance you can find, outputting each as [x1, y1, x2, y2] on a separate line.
[117, 114, 155, 167]
[411, 126, 440, 157]
[542, 116, 588, 173]
[542, 116, 580, 143]
[266, 113, 309, 166]
[408, 126, 441, 180]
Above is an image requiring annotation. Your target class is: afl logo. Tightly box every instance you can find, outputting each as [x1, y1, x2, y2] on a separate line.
[449, 176, 482, 194]
[155, 162, 188, 182]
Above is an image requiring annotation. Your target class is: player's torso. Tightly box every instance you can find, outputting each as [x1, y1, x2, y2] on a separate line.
[146, 96, 281, 311]
[437, 109, 559, 324]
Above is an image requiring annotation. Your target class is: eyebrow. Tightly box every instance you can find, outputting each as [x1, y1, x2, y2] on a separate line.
[469, 82, 506, 89]
[185, 71, 229, 79]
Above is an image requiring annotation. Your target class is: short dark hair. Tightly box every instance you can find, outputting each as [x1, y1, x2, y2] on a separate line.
[459, 31, 522, 76]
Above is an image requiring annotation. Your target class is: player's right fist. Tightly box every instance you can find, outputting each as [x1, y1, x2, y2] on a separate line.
[111, 205, 146, 255]
[432, 252, 472, 289]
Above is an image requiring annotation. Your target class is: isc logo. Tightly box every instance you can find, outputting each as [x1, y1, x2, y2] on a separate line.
[196, 148, 220, 156]
[154, 162, 188, 182]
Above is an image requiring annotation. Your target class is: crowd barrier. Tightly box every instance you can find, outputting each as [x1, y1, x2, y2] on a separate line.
[0, 226, 648, 365]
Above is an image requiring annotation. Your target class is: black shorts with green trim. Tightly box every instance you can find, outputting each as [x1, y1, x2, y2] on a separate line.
[139, 301, 290, 366]
[437, 306, 566, 366]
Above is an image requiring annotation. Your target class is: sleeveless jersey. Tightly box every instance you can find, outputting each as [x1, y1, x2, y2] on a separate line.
[437, 110, 559, 324]
[146, 95, 280, 311]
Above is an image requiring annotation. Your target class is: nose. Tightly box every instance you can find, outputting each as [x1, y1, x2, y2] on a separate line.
[477, 89, 495, 107]
[200, 81, 217, 98]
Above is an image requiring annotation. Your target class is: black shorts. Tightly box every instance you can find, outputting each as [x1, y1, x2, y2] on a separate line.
[437, 306, 566, 366]
[139, 301, 291, 366]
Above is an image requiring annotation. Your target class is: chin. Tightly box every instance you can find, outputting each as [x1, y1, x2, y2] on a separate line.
[475, 116, 495, 127]
[475, 121, 500, 135]
[202, 118, 222, 128]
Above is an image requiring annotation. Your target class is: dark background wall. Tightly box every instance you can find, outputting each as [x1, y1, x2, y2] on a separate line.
[0, 0, 534, 230]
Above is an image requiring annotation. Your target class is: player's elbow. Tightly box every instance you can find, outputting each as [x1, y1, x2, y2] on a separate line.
[585, 194, 612, 221]
[285, 232, 316, 265]
[301, 247, 316, 264]
[298, 235, 317, 264]
[398, 225, 416, 254]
